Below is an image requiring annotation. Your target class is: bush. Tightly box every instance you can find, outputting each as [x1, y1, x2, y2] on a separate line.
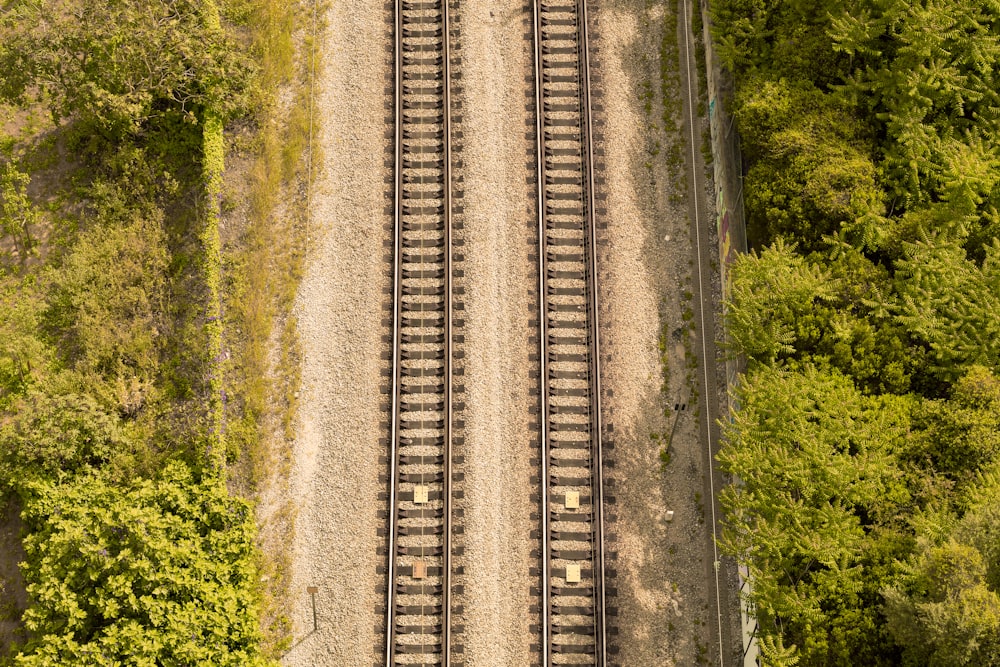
[15, 462, 272, 666]
[45, 206, 169, 408]
[0, 391, 130, 491]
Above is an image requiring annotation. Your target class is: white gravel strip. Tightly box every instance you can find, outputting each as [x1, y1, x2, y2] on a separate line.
[455, 2, 537, 664]
[282, 1, 388, 664]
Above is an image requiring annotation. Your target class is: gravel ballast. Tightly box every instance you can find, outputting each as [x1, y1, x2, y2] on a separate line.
[453, 2, 537, 664]
[281, 1, 389, 664]
[282, 0, 731, 664]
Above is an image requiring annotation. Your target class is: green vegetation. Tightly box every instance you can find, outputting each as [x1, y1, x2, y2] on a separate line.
[0, 0, 313, 661]
[711, 0, 1000, 664]
[221, 0, 319, 652]
[17, 464, 266, 665]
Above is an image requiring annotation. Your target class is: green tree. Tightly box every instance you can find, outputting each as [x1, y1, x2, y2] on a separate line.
[0, 161, 39, 264]
[806, 237, 913, 392]
[0, 279, 52, 403]
[711, 0, 847, 84]
[719, 365, 911, 664]
[892, 237, 1000, 386]
[712, 0, 1000, 659]
[884, 539, 1000, 666]
[736, 77, 883, 248]
[758, 633, 800, 666]
[830, 0, 1000, 206]
[16, 462, 272, 666]
[907, 366, 1000, 489]
[957, 498, 1000, 591]
[725, 240, 836, 365]
[937, 135, 1000, 218]
[0, 0, 254, 138]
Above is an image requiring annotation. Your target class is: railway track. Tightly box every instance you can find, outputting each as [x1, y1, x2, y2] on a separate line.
[383, 1, 608, 664]
[531, 1, 611, 665]
[384, 0, 464, 664]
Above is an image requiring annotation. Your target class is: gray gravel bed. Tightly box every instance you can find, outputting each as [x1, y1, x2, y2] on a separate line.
[592, 1, 725, 665]
[281, 1, 390, 664]
[453, 1, 538, 664]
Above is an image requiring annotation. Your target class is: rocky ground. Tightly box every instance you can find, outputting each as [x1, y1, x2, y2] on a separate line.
[280, 0, 389, 663]
[454, 2, 537, 664]
[595, 0, 733, 663]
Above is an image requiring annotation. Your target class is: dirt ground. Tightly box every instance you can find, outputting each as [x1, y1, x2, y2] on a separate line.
[0, 500, 27, 654]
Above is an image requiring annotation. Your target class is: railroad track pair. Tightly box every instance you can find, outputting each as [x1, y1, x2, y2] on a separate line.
[382, 1, 610, 664]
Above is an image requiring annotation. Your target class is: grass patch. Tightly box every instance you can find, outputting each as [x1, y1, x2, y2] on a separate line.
[225, 2, 320, 490]
[202, 112, 226, 471]
[661, 2, 687, 204]
[690, 0, 708, 115]
[701, 125, 713, 167]
[220, 0, 325, 657]
[656, 303, 673, 468]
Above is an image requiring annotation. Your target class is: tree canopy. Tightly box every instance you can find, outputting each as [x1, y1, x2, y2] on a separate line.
[0, 0, 254, 138]
[711, 0, 1000, 661]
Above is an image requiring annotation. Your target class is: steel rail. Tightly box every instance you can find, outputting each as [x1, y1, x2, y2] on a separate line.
[530, 1, 552, 665]
[442, 0, 454, 662]
[533, 1, 607, 664]
[385, 0, 403, 662]
[576, 1, 608, 663]
[386, 0, 455, 663]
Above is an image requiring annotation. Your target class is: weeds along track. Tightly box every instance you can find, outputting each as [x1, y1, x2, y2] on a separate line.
[530, 1, 614, 665]
[381, 0, 466, 664]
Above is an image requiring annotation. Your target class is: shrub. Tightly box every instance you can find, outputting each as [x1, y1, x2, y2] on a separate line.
[0, 391, 130, 490]
[15, 462, 272, 666]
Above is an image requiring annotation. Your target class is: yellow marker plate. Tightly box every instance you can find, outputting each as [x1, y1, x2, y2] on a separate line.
[565, 490, 580, 510]
[414, 485, 429, 504]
